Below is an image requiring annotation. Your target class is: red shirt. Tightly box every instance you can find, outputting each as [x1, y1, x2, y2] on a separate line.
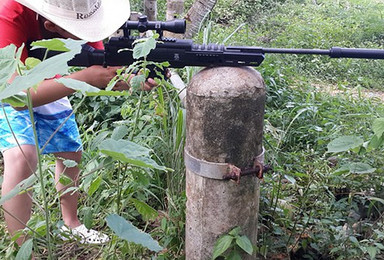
[0, 0, 103, 62]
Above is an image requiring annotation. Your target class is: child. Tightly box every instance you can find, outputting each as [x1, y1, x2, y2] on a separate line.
[0, 0, 156, 245]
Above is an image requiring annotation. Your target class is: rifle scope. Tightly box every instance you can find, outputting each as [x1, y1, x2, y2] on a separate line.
[122, 15, 186, 34]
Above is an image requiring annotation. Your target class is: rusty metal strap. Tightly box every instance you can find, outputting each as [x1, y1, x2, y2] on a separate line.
[184, 148, 265, 180]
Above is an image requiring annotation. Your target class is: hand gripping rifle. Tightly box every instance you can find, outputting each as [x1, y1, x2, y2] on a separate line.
[67, 15, 384, 76]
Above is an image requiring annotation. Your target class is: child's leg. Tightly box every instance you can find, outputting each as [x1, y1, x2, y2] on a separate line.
[54, 151, 82, 228]
[1, 145, 37, 245]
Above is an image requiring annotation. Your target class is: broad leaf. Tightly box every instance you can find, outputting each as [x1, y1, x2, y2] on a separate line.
[58, 175, 72, 186]
[327, 136, 363, 153]
[236, 235, 253, 255]
[2, 92, 27, 107]
[349, 236, 358, 244]
[333, 163, 376, 175]
[349, 162, 376, 174]
[111, 125, 129, 140]
[130, 74, 146, 89]
[0, 174, 37, 206]
[367, 246, 378, 260]
[0, 39, 84, 101]
[0, 44, 22, 87]
[131, 198, 158, 221]
[372, 118, 384, 138]
[83, 207, 93, 229]
[25, 57, 41, 70]
[30, 38, 70, 52]
[63, 159, 77, 168]
[15, 238, 33, 260]
[331, 165, 350, 176]
[212, 235, 233, 259]
[368, 134, 383, 150]
[106, 214, 163, 252]
[227, 250, 242, 260]
[55, 77, 100, 94]
[228, 227, 241, 236]
[133, 37, 157, 59]
[99, 138, 167, 171]
[88, 176, 102, 196]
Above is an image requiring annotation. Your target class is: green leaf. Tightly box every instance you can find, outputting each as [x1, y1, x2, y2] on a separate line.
[130, 74, 146, 89]
[132, 37, 157, 59]
[348, 162, 376, 174]
[236, 235, 253, 255]
[88, 175, 102, 197]
[332, 164, 350, 176]
[327, 136, 364, 153]
[30, 38, 70, 52]
[227, 250, 242, 260]
[55, 77, 100, 94]
[131, 198, 158, 222]
[228, 227, 241, 236]
[59, 175, 72, 186]
[349, 236, 359, 244]
[106, 214, 163, 252]
[372, 118, 384, 137]
[0, 39, 84, 101]
[83, 207, 93, 229]
[374, 243, 384, 250]
[85, 90, 130, 97]
[63, 159, 77, 168]
[111, 125, 128, 140]
[367, 134, 383, 150]
[212, 235, 234, 259]
[284, 175, 296, 184]
[0, 174, 37, 206]
[0, 44, 21, 87]
[367, 196, 384, 205]
[25, 57, 41, 70]
[15, 238, 33, 260]
[99, 138, 168, 171]
[2, 92, 28, 107]
[366, 246, 378, 260]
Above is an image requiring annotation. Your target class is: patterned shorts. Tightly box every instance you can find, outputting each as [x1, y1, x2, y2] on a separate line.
[0, 103, 82, 154]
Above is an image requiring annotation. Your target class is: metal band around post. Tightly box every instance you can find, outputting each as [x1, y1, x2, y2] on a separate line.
[184, 148, 265, 180]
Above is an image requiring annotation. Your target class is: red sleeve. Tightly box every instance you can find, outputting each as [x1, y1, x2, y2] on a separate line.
[87, 41, 104, 50]
[0, 0, 40, 62]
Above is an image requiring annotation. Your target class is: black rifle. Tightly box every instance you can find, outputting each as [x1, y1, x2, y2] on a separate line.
[66, 15, 384, 76]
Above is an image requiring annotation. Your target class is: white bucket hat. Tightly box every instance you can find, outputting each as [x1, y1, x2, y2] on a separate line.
[15, 0, 131, 42]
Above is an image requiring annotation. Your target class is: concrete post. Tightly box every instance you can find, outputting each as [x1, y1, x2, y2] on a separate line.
[185, 66, 266, 259]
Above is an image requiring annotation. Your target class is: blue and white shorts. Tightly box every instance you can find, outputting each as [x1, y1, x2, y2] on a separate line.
[0, 98, 82, 154]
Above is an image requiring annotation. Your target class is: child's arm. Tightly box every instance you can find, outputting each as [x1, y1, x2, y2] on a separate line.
[14, 65, 157, 110]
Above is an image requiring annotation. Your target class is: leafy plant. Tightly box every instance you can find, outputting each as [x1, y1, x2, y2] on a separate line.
[212, 227, 254, 260]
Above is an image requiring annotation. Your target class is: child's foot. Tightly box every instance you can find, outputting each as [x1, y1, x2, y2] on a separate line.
[59, 224, 109, 244]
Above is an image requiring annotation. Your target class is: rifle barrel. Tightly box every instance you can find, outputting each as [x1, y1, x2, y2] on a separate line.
[262, 47, 384, 59]
[262, 48, 330, 55]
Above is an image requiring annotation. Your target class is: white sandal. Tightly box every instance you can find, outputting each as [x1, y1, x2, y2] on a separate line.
[59, 224, 110, 244]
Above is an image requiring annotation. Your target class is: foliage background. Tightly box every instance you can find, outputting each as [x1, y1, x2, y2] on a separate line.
[1, 0, 384, 259]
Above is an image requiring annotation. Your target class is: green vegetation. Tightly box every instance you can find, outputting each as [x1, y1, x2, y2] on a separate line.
[1, 0, 384, 259]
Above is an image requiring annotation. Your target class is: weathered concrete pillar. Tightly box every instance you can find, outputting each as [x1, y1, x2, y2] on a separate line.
[185, 66, 265, 259]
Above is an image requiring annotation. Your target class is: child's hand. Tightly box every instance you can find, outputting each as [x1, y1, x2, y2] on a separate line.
[112, 73, 158, 92]
[74, 66, 158, 91]
[75, 65, 124, 89]
[140, 77, 157, 91]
